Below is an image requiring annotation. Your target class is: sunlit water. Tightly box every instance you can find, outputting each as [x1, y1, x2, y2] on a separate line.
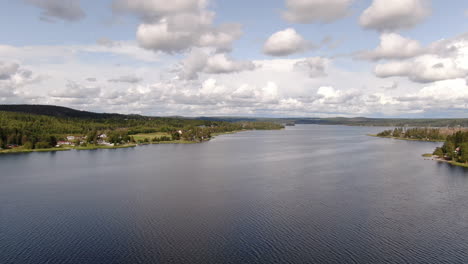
[1, 125, 468, 263]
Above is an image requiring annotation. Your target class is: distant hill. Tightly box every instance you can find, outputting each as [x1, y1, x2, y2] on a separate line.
[1, 104, 468, 127]
[0, 104, 134, 119]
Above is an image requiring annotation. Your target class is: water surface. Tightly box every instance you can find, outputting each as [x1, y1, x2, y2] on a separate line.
[2, 125, 468, 263]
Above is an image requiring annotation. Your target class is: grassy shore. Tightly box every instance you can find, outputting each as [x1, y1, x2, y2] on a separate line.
[368, 134, 446, 142]
[448, 161, 468, 168]
[132, 130, 248, 145]
[0, 144, 136, 154]
[131, 132, 171, 142]
[75, 144, 137, 150]
[422, 155, 468, 168]
[0, 147, 71, 154]
[0, 130, 252, 155]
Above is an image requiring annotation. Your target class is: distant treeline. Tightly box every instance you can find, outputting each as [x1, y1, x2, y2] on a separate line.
[199, 117, 468, 127]
[0, 110, 283, 150]
[3, 104, 468, 128]
[376, 127, 447, 141]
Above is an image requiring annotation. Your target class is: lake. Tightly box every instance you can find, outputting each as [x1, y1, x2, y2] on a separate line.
[2, 125, 468, 263]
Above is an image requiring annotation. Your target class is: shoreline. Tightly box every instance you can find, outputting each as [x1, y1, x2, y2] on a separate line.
[423, 154, 468, 168]
[368, 134, 445, 142]
[0, 129, 254, 155]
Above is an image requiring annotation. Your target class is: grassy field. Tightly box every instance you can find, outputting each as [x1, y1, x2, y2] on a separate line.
[132, 132, 171, 142]
[75, 144, 136, 150]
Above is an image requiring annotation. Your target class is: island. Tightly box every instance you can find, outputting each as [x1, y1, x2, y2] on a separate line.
[0, 105, 284, 155]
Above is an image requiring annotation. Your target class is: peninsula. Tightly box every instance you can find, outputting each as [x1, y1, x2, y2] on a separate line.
[372, 127, 468, 168]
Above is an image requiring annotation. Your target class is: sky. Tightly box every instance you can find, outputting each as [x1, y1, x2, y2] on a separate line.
[0, 0, 467, 117]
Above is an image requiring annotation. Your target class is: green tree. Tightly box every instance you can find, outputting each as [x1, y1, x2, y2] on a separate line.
[433, 147, 444, 157]
[35, 141, 51, 149]
[458, 143, 468, 163]
[23, 142, 34, 149]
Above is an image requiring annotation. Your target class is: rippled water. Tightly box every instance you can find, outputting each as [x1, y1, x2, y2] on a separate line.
[2, 125, 468, 263]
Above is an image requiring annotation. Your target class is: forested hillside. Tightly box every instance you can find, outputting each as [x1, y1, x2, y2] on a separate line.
[0, 107, 283, 150]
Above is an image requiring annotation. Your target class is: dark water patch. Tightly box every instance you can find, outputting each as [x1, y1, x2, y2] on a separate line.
[1, 125, 468, 263]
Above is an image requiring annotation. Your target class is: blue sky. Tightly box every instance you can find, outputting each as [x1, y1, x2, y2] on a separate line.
[0, 0, 467, 117]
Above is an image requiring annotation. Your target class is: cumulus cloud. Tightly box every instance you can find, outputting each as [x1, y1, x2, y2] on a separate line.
[282, 0, 352, 23]
[294, 57, 329, 78]
[112, 0, 206, 22]
[395, 79, 468, 114]
[359, 0, 431, 31]
[381, 81, 399, 90]
[0, 61, 41, 99]
[49, 81, 101, 98]
[108, 75, 142, 84]
[0, 62, 20, 80]
[374, 56, 468, 83]
[373, 33, 468, 83]
[357, 33, 423, 60]
[263, 28, 311, 56]
[24, 0, 85, 22]
[177, 49, 256, 80]
[114, 0, 242, 53]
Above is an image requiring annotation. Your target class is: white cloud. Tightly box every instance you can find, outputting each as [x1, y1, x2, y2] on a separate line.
[112, 0, 207, 22]
[24, 0, 85, 22]
[108, 75, 142, 84]
[374, 56, 468, 83]
[294, 57, 329, 78]
[373, 33, 468, 83]
[114, 0, 242, 53]
[0, 62, 20, 80]
[357, 33, 423, 60]
[136, 21, 195, 53]
[177, 49, 256, 80]
[282, 0, 352, 23]
[395, 79, 468, 114]
[204, 54, 256, 74]
[263, 28, 311, 56]
[2, 40, 467, 117]
[49, 81, 101, 98]
[0, 42, 162, 63]
[359, 0, 431, 31]
[0, 61, 42, 100]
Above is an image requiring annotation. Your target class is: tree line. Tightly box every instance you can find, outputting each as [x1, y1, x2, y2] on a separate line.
[376, 127, 446, 141]
[0, 111, 283, 149]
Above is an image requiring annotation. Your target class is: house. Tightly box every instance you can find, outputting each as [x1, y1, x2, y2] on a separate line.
[99, 134, 107, 139]
[56, 141, 72, 147]
[67, 136, 75, 141]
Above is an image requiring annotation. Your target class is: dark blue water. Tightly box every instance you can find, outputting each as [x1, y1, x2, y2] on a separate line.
[2, 125, 468, 263]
